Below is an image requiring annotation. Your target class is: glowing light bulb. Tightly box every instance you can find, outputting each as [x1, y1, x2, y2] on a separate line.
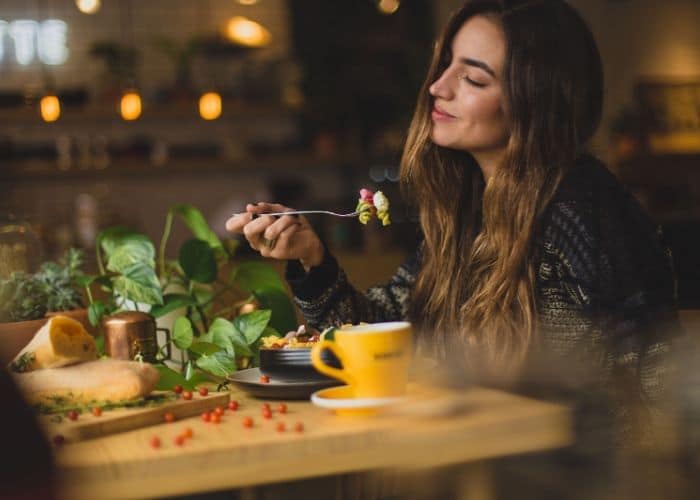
[377, 0, 400, 15]
[76, 0, 101, 14]
[40, 94, 60, 122]
[225, 17, 271, 47]
[120, 91, 142, 121]
[199, 92, 222, 120]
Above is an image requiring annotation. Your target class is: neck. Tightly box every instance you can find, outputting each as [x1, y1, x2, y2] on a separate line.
[471, 149, 505, 182]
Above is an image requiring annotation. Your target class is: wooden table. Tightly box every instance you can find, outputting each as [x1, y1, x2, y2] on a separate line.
[55, 386, 572, 500]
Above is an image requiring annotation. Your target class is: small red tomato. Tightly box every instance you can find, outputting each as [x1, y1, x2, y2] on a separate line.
[174, 435, 185, 446]
[261, 403, 270, 411]
[228, 400, 239, 411]
[214, 406, 225, 416]
[211, 413, 221, 424]
[262, 408, 272, 419]
[150, 436, 161, 448]
[260, 375, 270, 384]
[173, 384, 183, 394]
[201, 411, 211, 422]
[277, 403, 287, 414]
[53, 434, 65, 446]
[182, 427, 194, 439]
[66, 410, 79, 421]
[198, 387, 209, 396]
[164, 412, 175, 423]
[243, 416, 254, 428]
[91, 407, 103, 417]
[182, 390, 193, 400]
[294, 422, 304, 433]
[276, 421, 285, 433]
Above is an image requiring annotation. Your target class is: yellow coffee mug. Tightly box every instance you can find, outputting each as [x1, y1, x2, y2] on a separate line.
[311, 321, 412, 398]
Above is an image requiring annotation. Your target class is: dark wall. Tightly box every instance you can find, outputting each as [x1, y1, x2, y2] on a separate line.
[289, 0, 434, 151]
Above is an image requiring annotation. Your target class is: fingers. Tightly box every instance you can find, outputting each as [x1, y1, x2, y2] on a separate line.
[260, 223, 303, 259]
[262, 214, 301, 241]
[226, 202, 303, 258]
[248, 202, 294, 215]
[225, 212, 253, 234]
[242, 215, 276, 250]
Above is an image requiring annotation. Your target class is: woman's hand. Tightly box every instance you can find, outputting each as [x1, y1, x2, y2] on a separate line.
[225, 203, 324, 271]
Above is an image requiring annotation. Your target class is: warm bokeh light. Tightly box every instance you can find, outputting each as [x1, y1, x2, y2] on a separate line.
[75, 0, 101, 15]
[120, 91, 142, 121]
[225, 16, 272, 47]
[40, 94, 61, 122]
[377, 0, 400, 15]
[199, 92, 222, 120]
[237, 0, 259, 5]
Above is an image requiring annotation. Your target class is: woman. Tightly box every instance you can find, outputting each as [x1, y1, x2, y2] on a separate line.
[226, 0, 678, 408]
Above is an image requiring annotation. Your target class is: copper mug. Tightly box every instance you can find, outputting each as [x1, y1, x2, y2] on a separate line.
[102, 311, 171, 362]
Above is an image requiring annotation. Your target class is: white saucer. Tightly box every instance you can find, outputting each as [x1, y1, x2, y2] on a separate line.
[310, 385, 405, 415]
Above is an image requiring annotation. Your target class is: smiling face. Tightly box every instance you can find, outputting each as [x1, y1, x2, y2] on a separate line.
[429, 15, 509, 164]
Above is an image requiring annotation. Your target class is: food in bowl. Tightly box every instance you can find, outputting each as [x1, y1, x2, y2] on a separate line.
[261, 325, 321, 349]
[259, 325, 340, 382]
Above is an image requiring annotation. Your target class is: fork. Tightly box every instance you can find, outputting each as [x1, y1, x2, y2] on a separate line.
[245, 210, 360, 219]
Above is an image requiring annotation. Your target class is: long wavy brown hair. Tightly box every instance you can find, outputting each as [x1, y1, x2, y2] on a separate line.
[402, 0, 603, 371]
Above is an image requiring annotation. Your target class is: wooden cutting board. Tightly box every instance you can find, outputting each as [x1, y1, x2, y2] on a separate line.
[42, 391, 230, 442]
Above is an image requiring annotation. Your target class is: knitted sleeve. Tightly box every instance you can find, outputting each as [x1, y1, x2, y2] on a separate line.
[285, 248, 418, 329]
[541, 164, 679, 408]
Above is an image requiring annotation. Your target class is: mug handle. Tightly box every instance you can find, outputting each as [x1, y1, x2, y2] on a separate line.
[157, 327, 172, 360]
[311, 340, 354, 386]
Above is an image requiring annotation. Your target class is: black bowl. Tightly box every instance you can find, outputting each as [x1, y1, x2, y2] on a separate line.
[259, 347, 342, 382]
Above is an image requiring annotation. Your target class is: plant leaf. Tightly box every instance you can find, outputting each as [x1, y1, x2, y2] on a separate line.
[196, 351, 236, 377]
[187, 371, 213, 388]
[231, 261, 286, 293]
[233, 309, 272, 345]
[107, 240, 156, 273]
[170, 205, 223, 254]
[208, 317, 253, 357]
[172, 316, 194, 350]
[254, 288, 297, 334]
[97, 227, 151, 258]
[184, 360, 194, 381]
[179, 239, 217, 284]
[88, 301, 105, 327]
[112, 263, 163, 305]
[150, 294, 194, 318]
[154, 364, 193, 391]
[189, 341, 222, 356]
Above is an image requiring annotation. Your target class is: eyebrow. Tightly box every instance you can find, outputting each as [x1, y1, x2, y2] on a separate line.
[458, 57, 496, 77]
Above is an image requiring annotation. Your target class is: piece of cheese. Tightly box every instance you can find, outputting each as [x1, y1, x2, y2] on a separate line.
[9, 315, 97, 372]
[13, 359, 160, 405]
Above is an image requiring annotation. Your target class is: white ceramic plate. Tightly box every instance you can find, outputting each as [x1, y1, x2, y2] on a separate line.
[310, 385, 405, 415]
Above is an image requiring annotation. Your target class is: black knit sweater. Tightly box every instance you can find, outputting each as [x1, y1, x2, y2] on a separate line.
[286, 155, 679, 406]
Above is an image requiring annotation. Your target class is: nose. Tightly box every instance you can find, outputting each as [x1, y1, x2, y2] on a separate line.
[429, 69, 453, 99]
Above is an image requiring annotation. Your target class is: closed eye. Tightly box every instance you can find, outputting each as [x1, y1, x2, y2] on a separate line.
[464, 76, 487, 88]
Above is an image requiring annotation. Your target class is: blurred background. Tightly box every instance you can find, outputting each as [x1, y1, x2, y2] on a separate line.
[0, 0, 699, 299]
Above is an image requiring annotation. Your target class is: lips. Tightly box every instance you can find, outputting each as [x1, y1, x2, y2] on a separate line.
[431, 104, 456, 120]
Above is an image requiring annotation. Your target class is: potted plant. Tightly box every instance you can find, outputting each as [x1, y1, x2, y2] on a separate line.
[0, 249, 90, 364]
[84, 204, 297, 390]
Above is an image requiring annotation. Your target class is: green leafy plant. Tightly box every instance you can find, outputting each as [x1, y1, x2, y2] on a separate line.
[84, 204, 296, 389]
[0, 248, 85, 322]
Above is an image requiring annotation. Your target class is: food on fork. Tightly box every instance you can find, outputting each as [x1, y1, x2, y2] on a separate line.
[356, 188, 391, 226]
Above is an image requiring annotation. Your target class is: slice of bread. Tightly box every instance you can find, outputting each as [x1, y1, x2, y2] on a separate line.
[13, 359, 160, 405]
[9, 315, 97, 372]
